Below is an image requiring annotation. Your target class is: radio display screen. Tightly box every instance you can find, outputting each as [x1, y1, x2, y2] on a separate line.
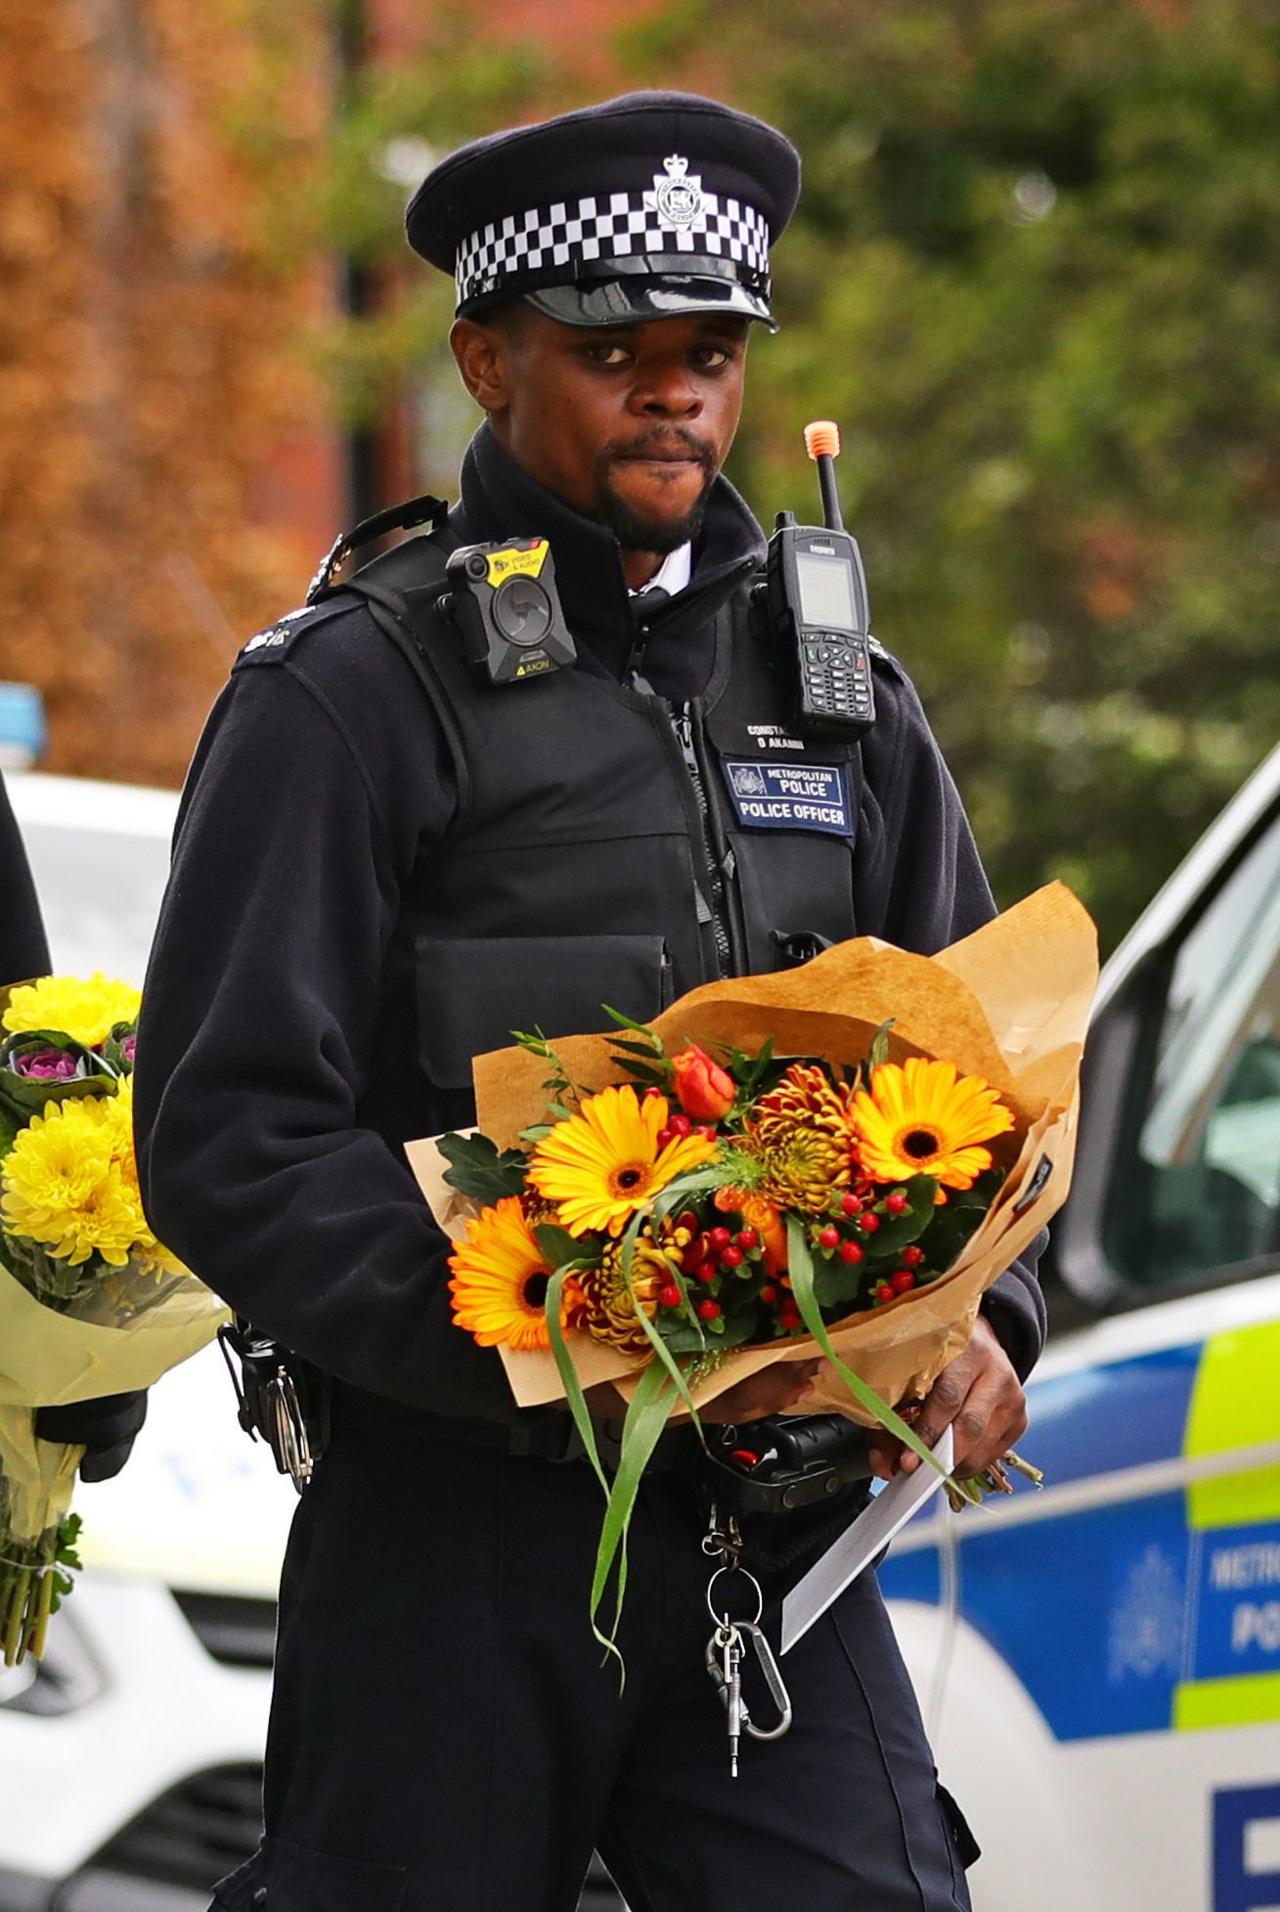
[796, 550, 857, 632]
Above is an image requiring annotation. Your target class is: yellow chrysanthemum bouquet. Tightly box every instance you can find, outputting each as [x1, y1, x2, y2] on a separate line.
[0, 974, 228, 1664]
[412, 885, 1098, 1648]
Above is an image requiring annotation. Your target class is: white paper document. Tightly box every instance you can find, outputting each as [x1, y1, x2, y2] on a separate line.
[780, 1425, 955, 1655]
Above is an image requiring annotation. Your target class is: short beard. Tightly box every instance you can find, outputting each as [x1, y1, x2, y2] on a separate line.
[591, 427, 716, 555]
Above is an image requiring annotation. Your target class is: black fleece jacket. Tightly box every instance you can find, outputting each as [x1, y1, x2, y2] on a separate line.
[134, 426, 1047, 1424]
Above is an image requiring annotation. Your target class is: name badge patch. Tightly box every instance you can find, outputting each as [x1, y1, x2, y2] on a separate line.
[721, 758, 852, 837]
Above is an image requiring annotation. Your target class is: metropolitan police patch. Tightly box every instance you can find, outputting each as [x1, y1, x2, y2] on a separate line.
[721, 758, 853, 837]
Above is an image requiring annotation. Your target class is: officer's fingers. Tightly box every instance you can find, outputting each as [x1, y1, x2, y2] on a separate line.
[898, 1366, 969, 1471]
[866, 1434, 904, 1481]
[941, 1352, 1026, 1475]
[953, 1381, 1028, 1478]
[703, 1359, 819, 1421]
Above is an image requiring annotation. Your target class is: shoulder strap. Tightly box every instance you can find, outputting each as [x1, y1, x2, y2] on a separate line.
[321, 521, 474, 821]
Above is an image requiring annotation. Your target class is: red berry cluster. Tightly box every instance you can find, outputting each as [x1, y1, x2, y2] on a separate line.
[654, 1209, 767, 1326]
[809, 1187, 931, 1307]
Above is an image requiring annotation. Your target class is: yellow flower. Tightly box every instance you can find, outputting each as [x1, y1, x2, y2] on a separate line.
[449, 1195, 571, 1352]
[1, 1099, 142, 1266]
[526, 1085, 716, 1238]
[849, 1057, 1015, 1191]
[3, 973, 141, 1049]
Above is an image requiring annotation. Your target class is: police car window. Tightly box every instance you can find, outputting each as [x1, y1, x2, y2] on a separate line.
[1110, 814, 1280, 1288]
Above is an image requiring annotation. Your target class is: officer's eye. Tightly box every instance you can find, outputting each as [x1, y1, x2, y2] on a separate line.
[582, 342, 633, 368]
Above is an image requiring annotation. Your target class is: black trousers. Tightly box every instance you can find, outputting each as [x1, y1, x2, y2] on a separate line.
[210, 1427, 975, 1911]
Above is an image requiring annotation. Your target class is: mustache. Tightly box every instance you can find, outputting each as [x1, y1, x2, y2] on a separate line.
[603, 427, 717, 470]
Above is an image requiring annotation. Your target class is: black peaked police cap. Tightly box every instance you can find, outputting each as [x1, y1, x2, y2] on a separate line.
[405, 91, 801, 331]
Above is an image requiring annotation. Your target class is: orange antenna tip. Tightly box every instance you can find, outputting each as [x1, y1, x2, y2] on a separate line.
[804, 419, 841, 460]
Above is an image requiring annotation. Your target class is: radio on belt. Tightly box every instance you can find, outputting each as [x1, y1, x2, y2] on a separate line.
[766, 420, 875, 735]
[442, 537, 576, 686]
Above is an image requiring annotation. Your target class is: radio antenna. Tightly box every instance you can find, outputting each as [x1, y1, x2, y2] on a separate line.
[804, 419, 844, 533]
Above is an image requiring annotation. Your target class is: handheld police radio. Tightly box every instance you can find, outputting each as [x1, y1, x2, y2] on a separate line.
[766, 421, 875, 735]
[441, 538, 576, 686]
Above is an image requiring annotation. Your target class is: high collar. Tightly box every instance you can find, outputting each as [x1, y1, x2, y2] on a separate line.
[454, 424, 766, 684]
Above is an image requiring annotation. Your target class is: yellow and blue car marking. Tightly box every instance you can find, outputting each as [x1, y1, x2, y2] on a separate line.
[878, 1320, 1280, 1742]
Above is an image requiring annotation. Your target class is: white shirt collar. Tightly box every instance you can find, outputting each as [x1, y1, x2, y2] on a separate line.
[628, 542, 692, 599]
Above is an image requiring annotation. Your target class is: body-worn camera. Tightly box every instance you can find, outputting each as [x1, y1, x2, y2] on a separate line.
[442, 537, 576, 686]
[703, 1414, 873, 1516]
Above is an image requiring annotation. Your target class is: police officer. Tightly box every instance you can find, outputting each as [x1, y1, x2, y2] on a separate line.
[135, 93, 1043, 1911]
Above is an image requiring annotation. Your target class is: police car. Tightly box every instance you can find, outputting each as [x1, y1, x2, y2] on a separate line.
[1, 743, 1277, 1910]
[880, 739, 1280, 1912]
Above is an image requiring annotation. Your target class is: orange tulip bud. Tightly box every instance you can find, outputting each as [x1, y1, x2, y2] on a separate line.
[670, 1042, 735, 1122]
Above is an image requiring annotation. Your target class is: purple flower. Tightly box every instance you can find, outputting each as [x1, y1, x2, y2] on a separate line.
[120, 1033, 137, 1065]
[14, 1048, 79, 1081]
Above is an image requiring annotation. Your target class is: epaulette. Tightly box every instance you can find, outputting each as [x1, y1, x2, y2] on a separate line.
[232, 596, 355, 671]
[866, 633, 906, 681]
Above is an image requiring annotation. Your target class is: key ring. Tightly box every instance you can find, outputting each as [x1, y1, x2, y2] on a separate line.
[705, 1562, 764, 1631]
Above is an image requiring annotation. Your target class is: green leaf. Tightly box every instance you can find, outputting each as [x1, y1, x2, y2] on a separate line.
[436, 1130, 528, 1203]
[813, 1258, 869, 1309]
[587, 1359, 679, 1674]
[786, 1218, 956, 1489]
[614, 1058, 671, 1088]
[867, 1019, 896, 1072]
[858, 1176, 939, 1258]
[602, 1005, 665, 1046]
[534, 1223, 584, 1271]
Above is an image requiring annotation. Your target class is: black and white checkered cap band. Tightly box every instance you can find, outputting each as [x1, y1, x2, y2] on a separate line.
[456, 190, 770, 307]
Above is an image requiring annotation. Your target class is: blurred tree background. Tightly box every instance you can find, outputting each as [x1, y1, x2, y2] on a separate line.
[2, 0, 1276, 953]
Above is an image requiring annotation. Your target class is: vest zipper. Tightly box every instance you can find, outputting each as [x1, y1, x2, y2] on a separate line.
[672, 700, 741, 979]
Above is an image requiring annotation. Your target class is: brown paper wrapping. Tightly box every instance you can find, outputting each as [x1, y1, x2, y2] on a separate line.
[406, 882, 1097, 1425]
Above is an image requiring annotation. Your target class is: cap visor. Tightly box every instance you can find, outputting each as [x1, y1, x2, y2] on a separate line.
[522, 276, 776, 331]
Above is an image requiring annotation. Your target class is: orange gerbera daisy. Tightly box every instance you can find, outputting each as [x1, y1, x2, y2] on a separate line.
[526, 1084, 716, 1238]
[448, 1196, 571, 1351]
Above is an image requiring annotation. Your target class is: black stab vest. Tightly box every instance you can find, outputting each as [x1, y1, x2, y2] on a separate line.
[340, 533, 867, 1143]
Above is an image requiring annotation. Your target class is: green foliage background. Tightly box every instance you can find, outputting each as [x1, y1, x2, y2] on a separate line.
[304, 0, 1280, 955]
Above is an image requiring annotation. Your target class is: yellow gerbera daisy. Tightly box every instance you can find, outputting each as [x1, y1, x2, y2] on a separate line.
[526, 1085, 716, 1238]
[849, 1057, 1015, 1191]
[449, 1195, 571, 1351]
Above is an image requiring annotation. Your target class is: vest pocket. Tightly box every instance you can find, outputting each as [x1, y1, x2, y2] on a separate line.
[415, 933, 672, 1090]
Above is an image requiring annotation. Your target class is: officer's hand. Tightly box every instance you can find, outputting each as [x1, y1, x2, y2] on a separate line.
[582, 1361, 820, 1425]
[866, 1316, 1026, 1481]
[34, 1390, 149, 1484]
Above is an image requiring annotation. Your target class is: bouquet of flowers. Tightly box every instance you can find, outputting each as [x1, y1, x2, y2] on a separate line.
[411, 885, 1096, 1651]
[0, 974, 229, 1664]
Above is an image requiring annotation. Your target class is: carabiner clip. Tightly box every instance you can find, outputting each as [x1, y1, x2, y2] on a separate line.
[737, 1621, 793, 1741]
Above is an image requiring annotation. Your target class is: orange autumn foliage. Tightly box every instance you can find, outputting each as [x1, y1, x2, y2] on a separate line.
[0, 0, 333, 787]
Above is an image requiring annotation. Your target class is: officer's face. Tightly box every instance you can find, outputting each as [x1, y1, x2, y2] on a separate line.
[452, 306, 750, 555]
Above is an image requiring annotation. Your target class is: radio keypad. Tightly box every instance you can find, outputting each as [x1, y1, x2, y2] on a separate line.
[801, 630, 873, 725]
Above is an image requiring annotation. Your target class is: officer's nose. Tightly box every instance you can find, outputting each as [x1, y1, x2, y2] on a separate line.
[630, 363, 702, 419]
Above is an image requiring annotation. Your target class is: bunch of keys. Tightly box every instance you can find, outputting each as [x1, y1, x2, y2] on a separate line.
[702, 1508, 793, 1777]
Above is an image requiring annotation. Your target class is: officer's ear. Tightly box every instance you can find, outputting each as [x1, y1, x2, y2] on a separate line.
[450, 314, 515, 417]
